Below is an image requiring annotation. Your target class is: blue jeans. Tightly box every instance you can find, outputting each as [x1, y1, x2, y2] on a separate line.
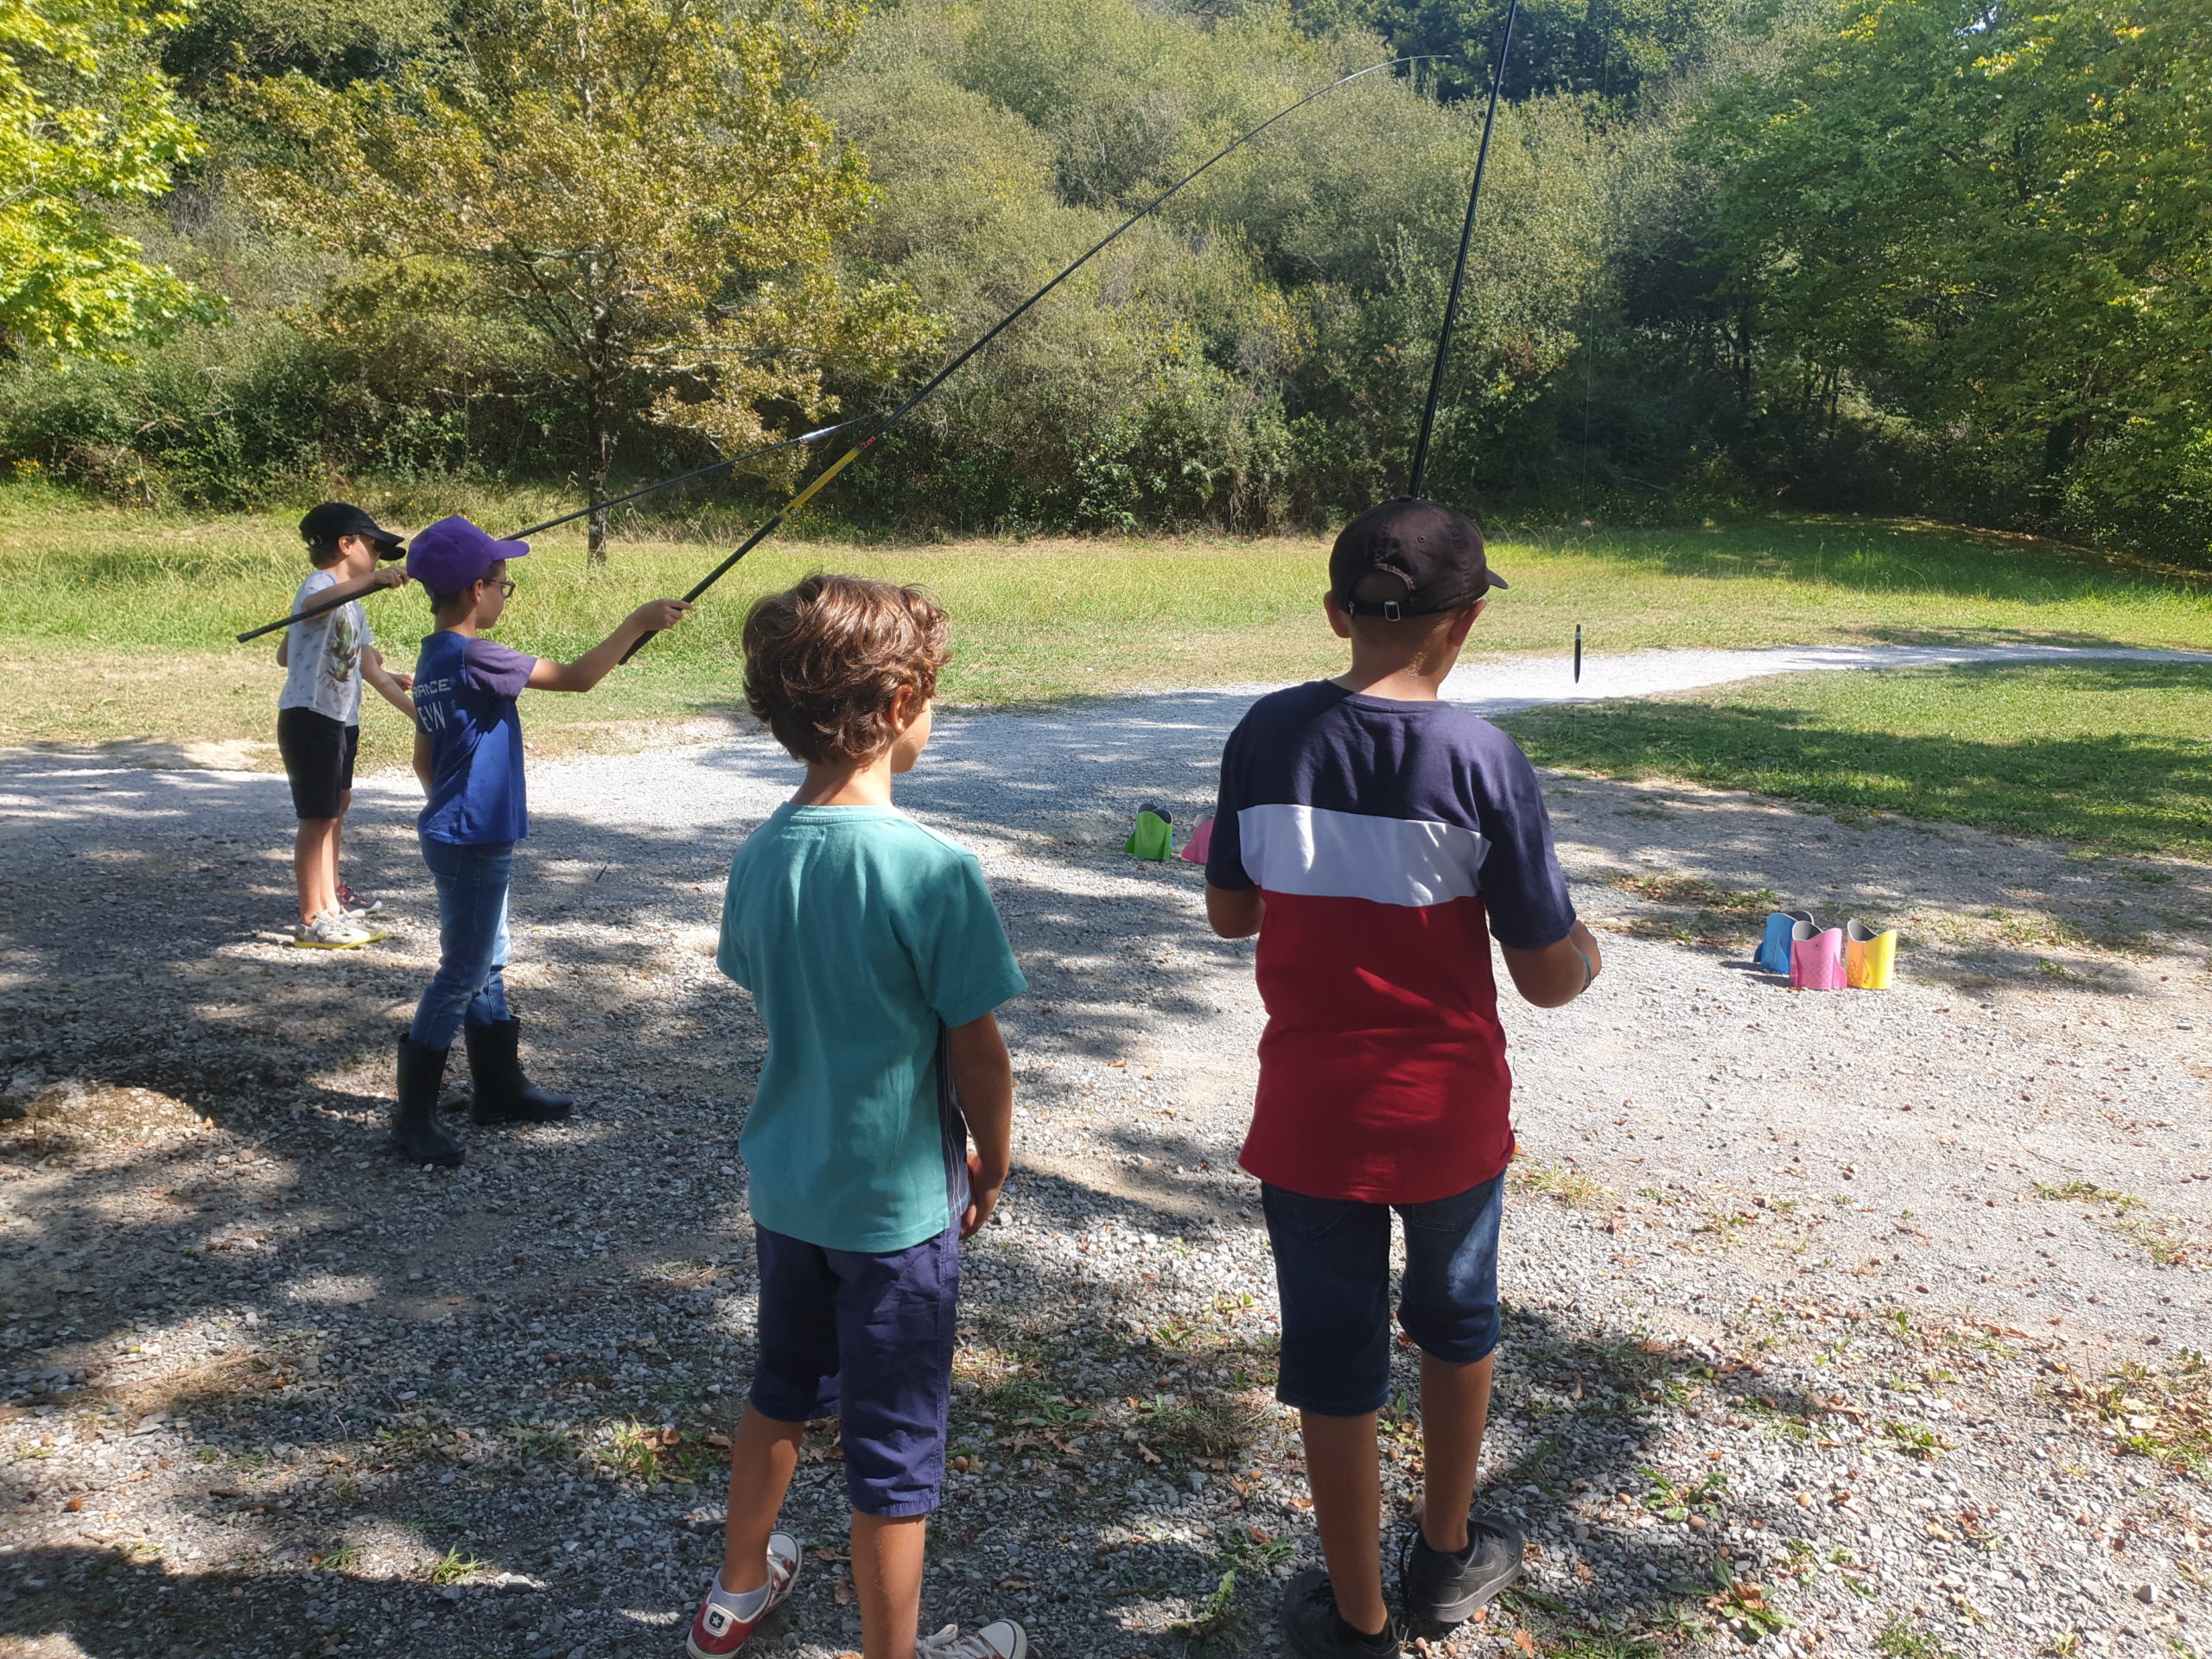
[409, 837, 514, 1050]
[1262, 1174, 1505, 1416]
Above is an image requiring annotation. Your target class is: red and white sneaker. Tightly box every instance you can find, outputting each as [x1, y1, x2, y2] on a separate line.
[684, 1533, 799, 1656]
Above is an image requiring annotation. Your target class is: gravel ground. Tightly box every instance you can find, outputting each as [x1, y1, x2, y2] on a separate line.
[3, 653, 2211, 1659]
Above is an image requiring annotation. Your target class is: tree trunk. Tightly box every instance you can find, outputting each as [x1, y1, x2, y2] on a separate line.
[2037, 415, 2079, 520]
[585, 270, 613, 571]
[1734, 307, 1754, 418]
[586, 418, 610, 571]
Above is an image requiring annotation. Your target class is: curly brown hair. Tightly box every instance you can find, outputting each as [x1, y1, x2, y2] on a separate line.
[741, 574, 950, 765]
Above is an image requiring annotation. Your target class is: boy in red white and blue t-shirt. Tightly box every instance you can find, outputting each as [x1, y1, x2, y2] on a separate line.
[1205, 499, 1604, 1659]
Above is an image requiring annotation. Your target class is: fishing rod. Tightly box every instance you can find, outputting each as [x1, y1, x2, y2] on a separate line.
[1408, 0, 1522, 499]
[239, 52, 1451, 652]
[232, 419, 867, 644]
[615, 50, 1453, 663]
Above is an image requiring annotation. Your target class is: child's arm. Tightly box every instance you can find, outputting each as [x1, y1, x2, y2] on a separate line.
[1499, 919, 1603, 1008]
[1205, 884, 1263, 938]
[411, 727, 435, 797]
[322, 565, 410, 607]
[276, 637, 289, 669]
[361, 645, 416, 719]
[526, 600, 692, 692]
[947, 1011, 1014, 1238]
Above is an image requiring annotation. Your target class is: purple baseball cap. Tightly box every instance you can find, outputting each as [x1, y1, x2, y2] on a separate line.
[406, 516, 530, 595]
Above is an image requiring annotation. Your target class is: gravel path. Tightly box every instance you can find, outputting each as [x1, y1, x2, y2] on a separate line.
[3, 648, 2210, 1659]
[1434, 642, 2212, 714]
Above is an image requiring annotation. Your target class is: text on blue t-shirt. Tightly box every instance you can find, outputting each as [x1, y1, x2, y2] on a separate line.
[414, 630, 537, 845]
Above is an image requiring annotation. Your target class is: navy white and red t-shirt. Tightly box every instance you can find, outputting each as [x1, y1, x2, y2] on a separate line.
[1206, 681, 1577, 1205]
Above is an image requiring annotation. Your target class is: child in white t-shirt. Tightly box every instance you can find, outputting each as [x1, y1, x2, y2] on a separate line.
[276, 502, 417, 948]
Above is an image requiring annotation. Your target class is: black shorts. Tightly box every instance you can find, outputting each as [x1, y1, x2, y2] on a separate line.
[276, 707, 359, 820]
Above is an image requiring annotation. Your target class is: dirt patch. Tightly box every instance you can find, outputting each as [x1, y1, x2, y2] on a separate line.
[2, 1082, 207, 1151]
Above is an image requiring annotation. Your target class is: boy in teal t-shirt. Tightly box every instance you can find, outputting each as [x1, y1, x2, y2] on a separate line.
[691, 575, 1030, 1659]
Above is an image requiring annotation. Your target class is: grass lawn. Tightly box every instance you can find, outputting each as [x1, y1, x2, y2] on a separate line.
[1502, 660, 2212, 861]
[3, 481, 2209, 779]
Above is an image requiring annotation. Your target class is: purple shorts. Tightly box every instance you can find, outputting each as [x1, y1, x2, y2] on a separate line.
[749, 1220, 961, 1517]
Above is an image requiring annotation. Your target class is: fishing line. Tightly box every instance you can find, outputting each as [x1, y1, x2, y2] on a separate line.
[1407, 0, 1522, 500]
[615, 51, 1454, 662]
[240, 52, 1452, 652]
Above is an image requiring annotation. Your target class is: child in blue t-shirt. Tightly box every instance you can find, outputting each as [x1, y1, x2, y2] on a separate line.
[393, 515, 690, 1168]
[691, 575, 1029, 1659]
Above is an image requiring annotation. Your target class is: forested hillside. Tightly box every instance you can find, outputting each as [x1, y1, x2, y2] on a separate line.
[2, 0, 2205, 560]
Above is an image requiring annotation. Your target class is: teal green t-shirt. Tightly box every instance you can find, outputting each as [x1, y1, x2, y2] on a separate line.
[718, 804, 1027, 1253]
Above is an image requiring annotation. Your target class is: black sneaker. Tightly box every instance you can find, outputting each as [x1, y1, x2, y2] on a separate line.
[1281, 1568, 1399, 1658]
[1399, 1512, 1525, 1624]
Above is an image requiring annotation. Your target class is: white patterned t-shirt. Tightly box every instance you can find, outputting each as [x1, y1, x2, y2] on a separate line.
[277, 569, 369, 724]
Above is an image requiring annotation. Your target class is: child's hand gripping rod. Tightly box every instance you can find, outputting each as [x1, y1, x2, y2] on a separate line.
[617, 437, 877, 663]
[234, 568, 409, 644]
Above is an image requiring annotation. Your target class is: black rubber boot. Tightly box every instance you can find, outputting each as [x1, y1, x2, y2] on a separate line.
[464, 1018, 575, 1124]
[393, 1037, 465, 1166]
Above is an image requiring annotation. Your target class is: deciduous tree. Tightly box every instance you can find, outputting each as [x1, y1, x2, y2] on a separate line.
[0, 0, 211, 357]
[251, 0, 933, 564]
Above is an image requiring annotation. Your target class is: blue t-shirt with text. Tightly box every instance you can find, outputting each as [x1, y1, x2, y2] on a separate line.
[413, 630, 537, 845]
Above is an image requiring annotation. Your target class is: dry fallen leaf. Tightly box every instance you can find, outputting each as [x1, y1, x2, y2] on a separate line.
[1514, 1631, 1537, 1655]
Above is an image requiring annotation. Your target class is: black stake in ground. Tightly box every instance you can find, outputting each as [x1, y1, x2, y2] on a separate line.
[615, 53, 1451, 664]
[1407, 0, 1522, 500]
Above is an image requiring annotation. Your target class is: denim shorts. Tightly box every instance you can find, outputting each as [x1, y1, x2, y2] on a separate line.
[1261, 1173, 1504, 1417]
[749, 1220, 961, 1518]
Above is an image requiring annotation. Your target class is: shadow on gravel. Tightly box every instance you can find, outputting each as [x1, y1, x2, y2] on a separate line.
[4, 723, 1910, 1656]
[0, 1545, 614, 1659]
[936, 1183, 1838, 1656]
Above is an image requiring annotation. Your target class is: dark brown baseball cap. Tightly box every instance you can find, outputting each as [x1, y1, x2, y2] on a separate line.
[1331, 498, 1507, 619]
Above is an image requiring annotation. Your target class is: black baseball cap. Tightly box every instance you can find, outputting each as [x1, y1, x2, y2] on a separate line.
[299, 502, 405, 559]
[1331, 498, 1507, 618]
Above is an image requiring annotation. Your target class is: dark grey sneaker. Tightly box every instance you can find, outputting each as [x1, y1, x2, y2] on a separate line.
[1398, 1512, 1525, 1624]
[1281, 1569, 1399, 1658]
